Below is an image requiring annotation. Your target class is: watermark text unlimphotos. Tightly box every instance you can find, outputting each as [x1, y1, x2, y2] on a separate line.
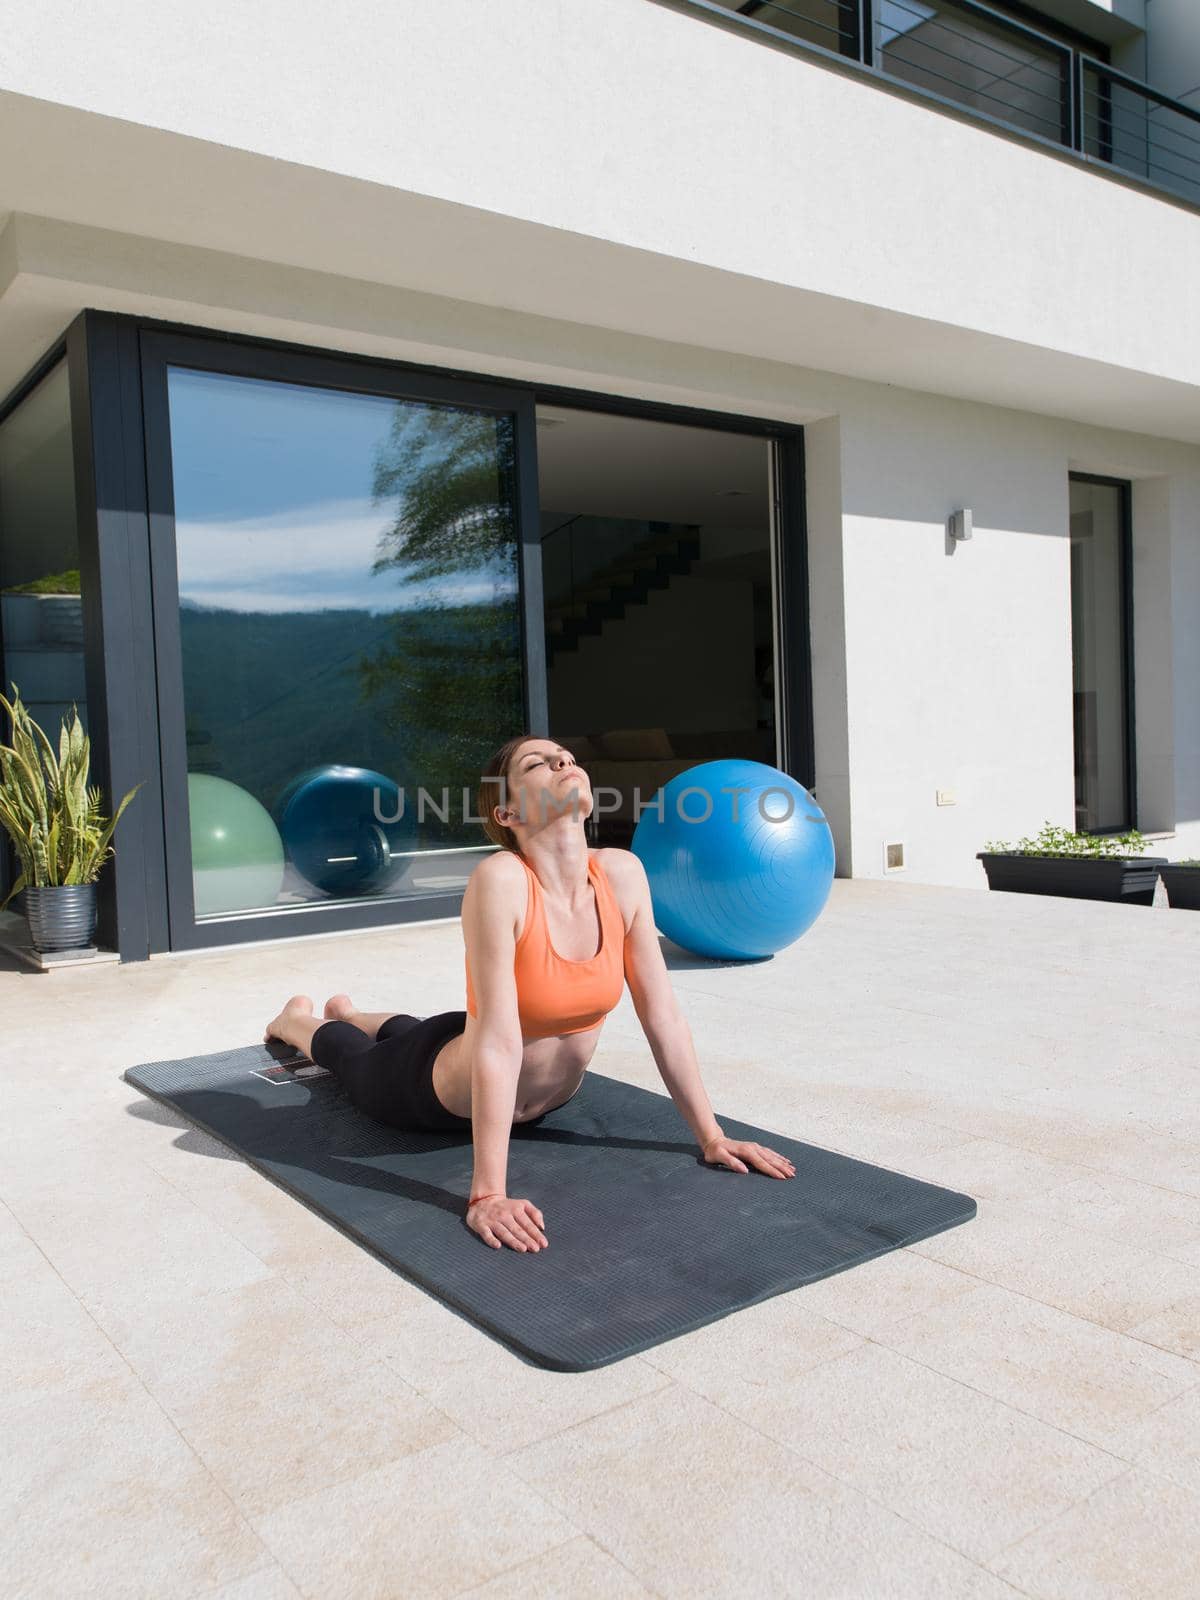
[369, 778, 823, 827]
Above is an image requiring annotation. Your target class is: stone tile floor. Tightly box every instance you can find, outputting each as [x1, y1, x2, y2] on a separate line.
[2, 877, 1198, 1598]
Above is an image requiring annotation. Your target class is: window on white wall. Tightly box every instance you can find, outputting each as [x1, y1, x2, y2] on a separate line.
[1069, 475, 1132, 834]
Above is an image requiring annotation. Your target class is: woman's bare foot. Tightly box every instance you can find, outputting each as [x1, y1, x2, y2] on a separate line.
[264, 994, 315, 1046]
[323, 993, 355, 1021]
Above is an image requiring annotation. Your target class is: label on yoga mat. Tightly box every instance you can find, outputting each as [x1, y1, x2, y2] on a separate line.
[252, 1060, 331, 1084]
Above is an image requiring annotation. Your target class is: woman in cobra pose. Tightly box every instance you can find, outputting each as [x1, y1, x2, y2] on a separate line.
[264, 732, 795, 1252]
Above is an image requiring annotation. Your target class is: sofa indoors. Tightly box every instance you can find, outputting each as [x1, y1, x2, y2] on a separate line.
[555, 726, 775, 824]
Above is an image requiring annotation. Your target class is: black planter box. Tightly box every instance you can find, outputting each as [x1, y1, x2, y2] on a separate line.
[976, 852, 1168, 907]
[1159, 864, 1200, 911]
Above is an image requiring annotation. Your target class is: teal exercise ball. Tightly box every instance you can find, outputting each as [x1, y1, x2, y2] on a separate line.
[272, 763, 415, 896]
[188, 773, 286, 917]
[631, 758, 835, 960]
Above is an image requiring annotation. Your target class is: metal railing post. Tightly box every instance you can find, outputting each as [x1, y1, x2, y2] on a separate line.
[1070, 51, 1083, 153]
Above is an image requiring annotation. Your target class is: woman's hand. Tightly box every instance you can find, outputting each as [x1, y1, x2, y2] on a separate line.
[466, 1194, 548, 1251]
[701, 1135, 796, 1179]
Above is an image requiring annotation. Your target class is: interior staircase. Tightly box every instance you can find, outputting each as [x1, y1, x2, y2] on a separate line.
[545, 521, 702, 666]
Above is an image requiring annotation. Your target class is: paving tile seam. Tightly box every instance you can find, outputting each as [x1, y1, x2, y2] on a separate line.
[1119, 1457, 1200, 1504]
[173, 1552, 293, 1600]
[165, 1378, 475, 1589]
[281, 1271, 457, 1374]
[446, 1535, 582, 1600]
[523, 1342, 1055, 1594]
[157, 1347, 458, 1459]
[707, 1326, 1135, 1488]
[0, 1191, 191, 1402]
[953, 1144, 1200, 1220]
[916, 985, 1197, 1013]
[949, 1185, 1200, 1273]
[871, 1119, 1200, 1198]
[1016, 1213, 1200, 1273]
[975, 1461, 1141, 1577]
[238, 1434, 589, 1591]
[144, 1399, 299, 1555]
[794, 1103, 1084, 1164]
[1116, 1327, 1200, 1373]
[760, 1383, 1131, 1583]
[902, 1237, 1200, 1346]
[449, 1533, 664, 1600]
[14, 1349, 283, 1597]
[862, 1316, 1200, 1447]
[668, 979, 952, 1036]
[1100, 1371, 1200, 1448]
[274, 1350, 482, 1470]
[421, 1363, 681, 1464]
[143, 1133, 427, 1306]
[864, 1011, 1184, 1062]
[191, 1561, 299, 1600]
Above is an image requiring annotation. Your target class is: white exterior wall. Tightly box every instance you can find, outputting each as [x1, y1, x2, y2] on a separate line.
[815, 395, 1200, 881]
[0, 0, 1198, 888]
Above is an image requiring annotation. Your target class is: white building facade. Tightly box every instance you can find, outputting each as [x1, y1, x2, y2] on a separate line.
[0, 0, 1197, 959]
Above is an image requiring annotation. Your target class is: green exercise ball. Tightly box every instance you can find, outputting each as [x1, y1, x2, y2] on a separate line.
[188, 773, 286, 917]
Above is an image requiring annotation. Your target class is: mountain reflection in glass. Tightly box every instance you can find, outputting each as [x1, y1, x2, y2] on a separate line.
[166, 367, 522, 918]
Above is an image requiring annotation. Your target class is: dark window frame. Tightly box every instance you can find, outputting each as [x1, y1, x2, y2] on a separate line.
[1068, 470, 1136, 835]
[1, 309, 810, 958]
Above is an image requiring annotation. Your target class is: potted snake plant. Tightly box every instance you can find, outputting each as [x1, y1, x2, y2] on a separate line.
[1159, 859, 1200, 911]
[0, 683, 142, 952]
[976, 821, 1167, 907]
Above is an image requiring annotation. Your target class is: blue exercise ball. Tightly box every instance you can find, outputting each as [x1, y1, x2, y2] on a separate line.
[273, 764, 417, 896]
[631, 759, 835, 960]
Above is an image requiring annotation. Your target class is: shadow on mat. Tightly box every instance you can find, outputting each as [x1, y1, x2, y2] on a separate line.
[124, 1083, 707, 1225]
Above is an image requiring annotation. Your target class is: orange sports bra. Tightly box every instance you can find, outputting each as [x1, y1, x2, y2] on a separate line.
[464, 852, 626, 1040]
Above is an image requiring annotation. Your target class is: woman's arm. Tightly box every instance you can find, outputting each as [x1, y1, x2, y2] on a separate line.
[460, 857, 526, 1202]
[613, 852, 724, 1152]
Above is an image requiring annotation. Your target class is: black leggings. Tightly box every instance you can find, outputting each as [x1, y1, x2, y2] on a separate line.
[309, 1011, 475, 1134]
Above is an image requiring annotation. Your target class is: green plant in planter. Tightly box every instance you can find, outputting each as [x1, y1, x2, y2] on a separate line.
[982, 820, 1150, 859]
[0, 567, 81, 595]
[0, 683, 142, 912]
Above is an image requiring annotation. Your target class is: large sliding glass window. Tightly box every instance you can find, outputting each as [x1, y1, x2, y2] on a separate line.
[160, 363, 524, 924]
[1069, 475, 1133, 834]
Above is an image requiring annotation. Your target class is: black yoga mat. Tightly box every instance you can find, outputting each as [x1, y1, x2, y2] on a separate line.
[124, 1042, 977, 1372]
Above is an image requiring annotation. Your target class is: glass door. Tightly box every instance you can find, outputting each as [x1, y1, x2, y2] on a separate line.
[1069, 474, 1134, 833]
[140, 332, 539, 949]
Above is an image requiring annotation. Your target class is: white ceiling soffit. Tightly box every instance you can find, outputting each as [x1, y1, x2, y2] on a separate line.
[3, 208, 1197, 449]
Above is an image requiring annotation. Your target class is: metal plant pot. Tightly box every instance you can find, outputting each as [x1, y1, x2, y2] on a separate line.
[22, 882, 98, 952]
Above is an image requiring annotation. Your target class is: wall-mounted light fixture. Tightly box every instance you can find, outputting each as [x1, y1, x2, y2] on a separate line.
[949, 508, 973, 542]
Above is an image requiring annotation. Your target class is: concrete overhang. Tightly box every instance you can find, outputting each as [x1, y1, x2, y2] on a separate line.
[0, 88, 1197, 445]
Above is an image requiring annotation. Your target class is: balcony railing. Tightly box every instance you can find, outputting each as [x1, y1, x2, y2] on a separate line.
[682, 0, 1200, 208]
